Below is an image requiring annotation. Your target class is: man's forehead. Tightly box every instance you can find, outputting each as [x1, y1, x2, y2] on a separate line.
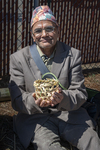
[32, 20, 54, 29]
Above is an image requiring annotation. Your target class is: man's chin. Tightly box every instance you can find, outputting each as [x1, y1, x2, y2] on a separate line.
[39, 44, 52, 49]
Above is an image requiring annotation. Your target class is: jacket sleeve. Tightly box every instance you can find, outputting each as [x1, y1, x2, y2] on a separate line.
[57, 48, 88, 111]
[9, 54, 43, 114]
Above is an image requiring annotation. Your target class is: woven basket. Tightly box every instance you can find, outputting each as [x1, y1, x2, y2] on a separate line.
[34, 78, 59, 101]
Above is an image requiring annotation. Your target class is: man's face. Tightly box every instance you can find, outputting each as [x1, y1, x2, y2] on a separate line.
[31, 20, 59, 50]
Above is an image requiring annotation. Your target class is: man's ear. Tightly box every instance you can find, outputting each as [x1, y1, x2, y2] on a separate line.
[30, 31, 35, 42]
[33, 36, 35, 42]
[30, 30, 32, 37]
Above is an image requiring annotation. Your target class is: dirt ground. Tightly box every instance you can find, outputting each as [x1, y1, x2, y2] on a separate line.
[0, 68, 100, 150]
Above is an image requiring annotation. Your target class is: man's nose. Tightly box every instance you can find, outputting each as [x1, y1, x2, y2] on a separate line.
[41, 29, 47, 36]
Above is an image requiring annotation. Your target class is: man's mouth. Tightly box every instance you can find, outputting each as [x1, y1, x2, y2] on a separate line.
[40, 38, 52, 43]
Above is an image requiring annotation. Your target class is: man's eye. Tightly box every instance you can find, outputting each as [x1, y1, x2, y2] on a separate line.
[34, 29, 42, 33]
[46, 27, 53, 32]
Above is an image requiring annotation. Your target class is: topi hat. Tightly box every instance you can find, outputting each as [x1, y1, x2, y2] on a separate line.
[31, 5, 58, 27]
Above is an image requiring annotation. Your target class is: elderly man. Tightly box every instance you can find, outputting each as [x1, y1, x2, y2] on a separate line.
[9, 5, 100, 150]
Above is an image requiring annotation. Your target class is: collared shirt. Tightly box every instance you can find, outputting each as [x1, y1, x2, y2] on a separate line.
[37, 45, 56, 72]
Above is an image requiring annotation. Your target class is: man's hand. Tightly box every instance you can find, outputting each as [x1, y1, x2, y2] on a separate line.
[50, 88, 64, 107]
[32, 93, 51, 107]
[32, 88, 63, 107]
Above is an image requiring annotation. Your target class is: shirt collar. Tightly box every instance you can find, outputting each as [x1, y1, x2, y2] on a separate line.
[37, 45, 56, 59]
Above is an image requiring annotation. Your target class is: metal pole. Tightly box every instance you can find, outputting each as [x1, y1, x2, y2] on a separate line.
[0, 0, 2, 76]
[34, 0, 39, 8]
[48, 0, 51, 7]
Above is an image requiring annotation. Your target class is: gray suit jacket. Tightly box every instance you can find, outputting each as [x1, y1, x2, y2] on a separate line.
[9, 41, 94, 149]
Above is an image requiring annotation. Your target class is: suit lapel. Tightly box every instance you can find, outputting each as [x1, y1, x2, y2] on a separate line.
[24, 47, 42, 80]
[51, 41, 71, 78]
[29, 58, 42, 80]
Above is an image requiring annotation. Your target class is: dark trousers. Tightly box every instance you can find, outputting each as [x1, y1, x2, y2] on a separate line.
[31, 116, 100, 150]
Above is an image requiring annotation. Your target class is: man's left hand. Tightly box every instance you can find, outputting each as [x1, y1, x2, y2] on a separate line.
[50, 88, 64, 107]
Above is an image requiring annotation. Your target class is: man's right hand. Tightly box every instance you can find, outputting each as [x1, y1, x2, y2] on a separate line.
[32, 93, 51, 107]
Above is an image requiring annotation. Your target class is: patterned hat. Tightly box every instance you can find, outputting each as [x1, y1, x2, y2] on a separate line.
[31, 5, 58, 27]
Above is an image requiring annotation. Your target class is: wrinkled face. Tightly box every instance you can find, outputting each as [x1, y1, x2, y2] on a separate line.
[31, 20, 59, 50]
